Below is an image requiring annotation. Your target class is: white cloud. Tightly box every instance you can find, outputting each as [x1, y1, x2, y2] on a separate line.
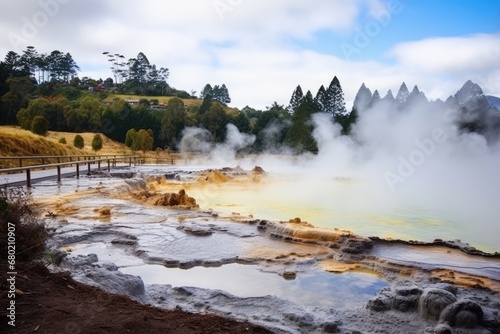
[0, 1, 498, 109]
[387, 33, 500, 73]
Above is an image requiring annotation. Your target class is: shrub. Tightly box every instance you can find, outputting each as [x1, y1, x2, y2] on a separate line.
[0, 187, 47, 262]
[92, 134, 103, 152]
[73, 134, 84, 149]
[58, 137, 67, 144]
[31, 116, 49, 136]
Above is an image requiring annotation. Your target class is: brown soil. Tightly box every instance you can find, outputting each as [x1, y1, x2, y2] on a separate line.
[0, 261, 272, 334]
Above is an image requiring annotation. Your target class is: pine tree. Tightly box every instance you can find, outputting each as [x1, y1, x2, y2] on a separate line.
[371, 90, 381, 105]
[407, 85, 427, 106]
[200, 84, 213, 99]
[325, 76, 347, 116]
[383, 89, 395, 102]
[395, 82, 410, 104]
[287, 85, 304, 114]
[218, 84, 231, 104]
[352, 83, 372, 112]
[285, 91, 319, 152]
[315, 85, 327, 113]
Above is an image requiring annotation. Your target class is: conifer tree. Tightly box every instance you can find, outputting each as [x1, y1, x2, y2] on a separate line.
[315, 85, 327, 113]
[325, 76, 347, 116]
[352, 83, 372, 112]
[395, 82, 410, 104]
[287, 85, 304, 114]
[285, 90, 319, 152]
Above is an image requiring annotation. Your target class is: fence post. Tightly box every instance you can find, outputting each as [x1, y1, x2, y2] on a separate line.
[107, 159, 110, 172]
[76, 163, 80, 179]
[57, 166, 61, 183]
[87, 162, 91, 175]
[26, 169, 31, 188]
[98, 160, 101, 171]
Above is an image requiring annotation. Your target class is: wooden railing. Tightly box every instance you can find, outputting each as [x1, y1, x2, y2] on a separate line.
[0, 154, 139, 187]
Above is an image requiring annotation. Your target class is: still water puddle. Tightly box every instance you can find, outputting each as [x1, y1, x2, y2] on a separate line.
[120, 263, 388, 308]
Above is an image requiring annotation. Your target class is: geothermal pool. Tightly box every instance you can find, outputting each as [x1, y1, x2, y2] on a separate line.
[31, 164, 500, 333]
[133, 164, 498, 253]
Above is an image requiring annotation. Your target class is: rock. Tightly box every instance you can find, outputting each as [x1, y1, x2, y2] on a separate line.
[282, 271, 297, 280]
[428, 283, 458, 296]
[366, 294, 392, 312]
[394, 281, 423, 296]
[165, 173, 178, 180]
[433, 323, 452, 334]
[177, 224, 212, 236]
[392, 281, 422, 312]
[125, 178, 147, 190]
[439, 299, 483, 329]
[284, 312, 315, 328]
[419, 288, 457, 321]
[322, 320, 340, 333]
[252, 166, 265, 174]
[340, 238, 374, 254]
[62, 253, 99, 268]
[77, 268, 145, 300]
[154, 189, 197, 207]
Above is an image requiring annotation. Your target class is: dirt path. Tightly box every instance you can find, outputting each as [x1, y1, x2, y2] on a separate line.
[0, 261, 272, 334]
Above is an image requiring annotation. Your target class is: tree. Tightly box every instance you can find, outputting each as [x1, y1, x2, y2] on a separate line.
[91, 134, 103, 152]
[325, 76, 347, 116]
[201, 102, 228, 142]
[352, 83, 372, 113]
[285, 90, 319, 152]
[30, 116, 49, 136]
[214, 84, 231, 104]
[2, 77, 33, 124]
[160, 98, 187, 149]
[198, 94, 213, 115]
[136, 129, 154, 152]
[125, 128, 138, 148]
[287, 85, 304, 114]
[200, 84, 213, 99]
[230, 111, 251, 134]
[73, 134, 84, 149]
[315, 85, 327, 113]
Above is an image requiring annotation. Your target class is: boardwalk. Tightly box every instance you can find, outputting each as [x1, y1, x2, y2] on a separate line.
[0, 155, 137, 187]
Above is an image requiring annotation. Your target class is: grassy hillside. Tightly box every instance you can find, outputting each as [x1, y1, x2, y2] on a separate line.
[106, 94, 202, 107]
[0, 126, 130, 168]
[106, 94, 239, 115]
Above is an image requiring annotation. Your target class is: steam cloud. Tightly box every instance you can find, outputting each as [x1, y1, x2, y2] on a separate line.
[178, 97, 500, 250]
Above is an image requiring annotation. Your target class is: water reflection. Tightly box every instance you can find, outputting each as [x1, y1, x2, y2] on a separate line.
[120, 263, 388, 308]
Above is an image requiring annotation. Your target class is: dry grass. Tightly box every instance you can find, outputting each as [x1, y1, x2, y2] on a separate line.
[0, 126, 130, 168]
[106, 94, 202, 107]
[106, 94, 239, 115]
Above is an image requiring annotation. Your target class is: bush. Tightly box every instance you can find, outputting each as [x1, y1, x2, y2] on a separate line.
[31, 116, 49, 136]
[73, 134, 84, 149]
[58, 137, 67, 144]
[92, 134, 103, 152]
[0, 187, 47, 262]
[138, 98, 150, 106]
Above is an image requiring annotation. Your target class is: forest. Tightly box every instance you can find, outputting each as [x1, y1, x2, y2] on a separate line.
[4, 46, 493, 153]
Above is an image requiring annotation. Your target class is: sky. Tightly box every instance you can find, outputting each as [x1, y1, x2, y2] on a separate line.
[0, 0, 499, 109]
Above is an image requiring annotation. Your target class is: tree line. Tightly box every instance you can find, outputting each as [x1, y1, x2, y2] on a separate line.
[0, 46, 361, 154]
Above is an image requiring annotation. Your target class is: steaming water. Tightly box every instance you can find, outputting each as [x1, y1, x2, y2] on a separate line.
[185, 169, 496, 253]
